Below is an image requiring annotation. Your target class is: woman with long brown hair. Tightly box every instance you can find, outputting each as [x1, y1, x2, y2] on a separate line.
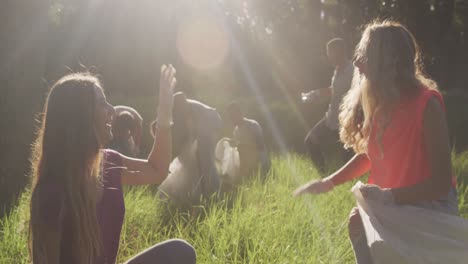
[295, 20, 458, 263]
[29, 65, 196, 264]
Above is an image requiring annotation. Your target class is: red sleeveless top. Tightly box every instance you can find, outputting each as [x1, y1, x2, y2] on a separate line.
[367, 87, 455, 188]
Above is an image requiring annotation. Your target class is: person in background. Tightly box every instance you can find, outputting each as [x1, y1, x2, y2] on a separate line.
[29, 65, 196, 264]
[108, 111, 136, 157]
[157, 92, 223, 205]
[295, 21, 458, 264]
[302, 38, 355, 170]
[226, 101, 270, 179]
[114, 105, 143, 156]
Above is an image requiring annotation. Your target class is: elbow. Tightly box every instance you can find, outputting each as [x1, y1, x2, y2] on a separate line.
[149, 170, 169, 185]
[154, 173, 169, 185]
[148, 162, 170, 185]
[158, 168, 170, 181]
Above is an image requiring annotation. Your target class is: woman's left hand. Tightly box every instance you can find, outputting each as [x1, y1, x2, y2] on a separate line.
[359, 184, 394, 204]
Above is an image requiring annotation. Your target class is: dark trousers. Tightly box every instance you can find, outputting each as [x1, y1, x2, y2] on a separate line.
[304, 117, 351, 170]
[124, 239, 196, 264]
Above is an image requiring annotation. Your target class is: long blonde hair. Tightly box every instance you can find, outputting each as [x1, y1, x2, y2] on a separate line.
[29, 73, 103, 264]
[339, 20, 438, 154]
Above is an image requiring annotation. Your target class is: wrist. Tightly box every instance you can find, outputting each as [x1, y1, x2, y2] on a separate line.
[156, 110, 172, 128]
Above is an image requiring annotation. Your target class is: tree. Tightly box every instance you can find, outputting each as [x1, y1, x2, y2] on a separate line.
[0, 0, 50, 216]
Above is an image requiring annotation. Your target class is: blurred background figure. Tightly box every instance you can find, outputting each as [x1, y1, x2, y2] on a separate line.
[108, 111, 136, 156]
[157, 92, 223, 207]
[113, 105, 143, 157]
[302, 38, 354, 170]
[226, 101, 270, 181]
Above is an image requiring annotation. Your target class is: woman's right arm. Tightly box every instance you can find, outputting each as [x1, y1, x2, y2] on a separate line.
[294, 153, 370, 196]
[120, 65, 176, 186]
[328, 153, 371, 185]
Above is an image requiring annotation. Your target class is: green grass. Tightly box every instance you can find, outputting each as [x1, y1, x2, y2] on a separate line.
[2, 153, 468, 263]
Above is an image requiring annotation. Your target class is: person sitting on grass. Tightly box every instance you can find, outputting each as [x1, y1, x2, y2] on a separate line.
[226, 101, 270, 180]
[152, 92, 222, 208]
[114, 105, 143, 156]
[294, 20, 458, 264]
[108, 111, 137, 157]
[29, 65, 196, 264]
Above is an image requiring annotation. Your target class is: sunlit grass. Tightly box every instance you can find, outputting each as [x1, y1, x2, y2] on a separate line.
[2, 152, 468, 263]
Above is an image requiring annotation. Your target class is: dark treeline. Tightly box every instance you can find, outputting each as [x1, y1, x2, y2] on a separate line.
[1, 0, 467, 216]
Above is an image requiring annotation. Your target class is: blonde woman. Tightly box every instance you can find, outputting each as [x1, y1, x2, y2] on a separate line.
[295, 21, 458, 263]
[29, 65, 196, 264]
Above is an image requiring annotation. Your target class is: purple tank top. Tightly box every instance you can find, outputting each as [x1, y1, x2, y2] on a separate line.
[39, 149, 125, 264]
[96, 149, 125, 264]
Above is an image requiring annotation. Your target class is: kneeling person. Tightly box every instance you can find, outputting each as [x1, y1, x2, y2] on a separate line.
[156, 92, 222, 207]
[227, 102, 270, 180]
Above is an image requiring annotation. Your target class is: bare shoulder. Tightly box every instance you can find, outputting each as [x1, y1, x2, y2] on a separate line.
[424, 96, 445, 121]
[423, 96, 449, 139]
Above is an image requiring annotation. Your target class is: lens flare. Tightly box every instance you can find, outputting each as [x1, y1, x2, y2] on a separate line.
[177, 16, 229, 71]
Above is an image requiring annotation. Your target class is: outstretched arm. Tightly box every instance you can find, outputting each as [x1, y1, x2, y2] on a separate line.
[294, 153, 370, 196]
[121, 65, 176, 186]
[328, 153, 371, 186]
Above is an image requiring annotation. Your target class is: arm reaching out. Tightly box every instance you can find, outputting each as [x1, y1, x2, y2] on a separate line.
[294, 153, 370, 196]
[121, 64, 177, 185]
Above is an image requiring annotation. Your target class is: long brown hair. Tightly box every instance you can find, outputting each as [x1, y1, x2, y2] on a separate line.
[339, 20, 438, 154]
[29, 73, 103, 263]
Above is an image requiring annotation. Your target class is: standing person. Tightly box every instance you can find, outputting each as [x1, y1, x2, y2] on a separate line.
[226, 102, 270, 179]
[294, 21, 458, 263]
[302, 38, 355, 170]
[114, 105, 143, 156]
[29, 65, 196, 264]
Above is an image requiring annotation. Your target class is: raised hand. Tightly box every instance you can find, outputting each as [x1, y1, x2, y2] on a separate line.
[157, 64, 177, 129]
[293, 178, 334, 197]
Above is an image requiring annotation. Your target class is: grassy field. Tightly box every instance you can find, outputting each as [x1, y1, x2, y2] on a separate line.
[1, 152, 468, 263]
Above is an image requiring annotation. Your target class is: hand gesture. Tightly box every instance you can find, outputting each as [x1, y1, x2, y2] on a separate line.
[293, 178, 334, 197]
[157, 64, 177, 129]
